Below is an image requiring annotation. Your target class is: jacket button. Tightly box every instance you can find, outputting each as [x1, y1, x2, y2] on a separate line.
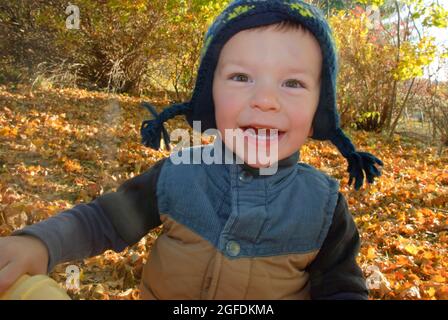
[238, 170, 253, 183]
[226, 240, 241, 257]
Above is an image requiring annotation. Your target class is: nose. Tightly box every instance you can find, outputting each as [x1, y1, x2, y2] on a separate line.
[250, 81, 280, 112]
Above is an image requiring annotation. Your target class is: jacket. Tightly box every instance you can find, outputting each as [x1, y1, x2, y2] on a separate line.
[12, 141, 369, 300]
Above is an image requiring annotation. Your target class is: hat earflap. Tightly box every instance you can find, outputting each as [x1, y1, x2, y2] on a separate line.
[140, 101, 191, 151]
[330, 128, 384, 190]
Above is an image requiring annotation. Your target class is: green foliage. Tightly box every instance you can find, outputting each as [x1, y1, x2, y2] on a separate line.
[330, 10, 396, 130]
[394, 37, 437, 80]
[152, 0, 230, 99]
[352, 112, 382, 131]
[0, 0, 230, 95]
[406, 0, 448, 28]
[356, 0, 386, 6]
[0, 0, 446, 109]
[307, 0, 357, 14]
[330, 0, 447, 133]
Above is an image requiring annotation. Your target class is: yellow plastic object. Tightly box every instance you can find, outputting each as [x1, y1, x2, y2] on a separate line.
[0, 274, 71, 300]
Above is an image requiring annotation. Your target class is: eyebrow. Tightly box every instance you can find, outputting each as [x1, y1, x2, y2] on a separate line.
[286, 66, 313, 75]
[219, 61, 247, 71]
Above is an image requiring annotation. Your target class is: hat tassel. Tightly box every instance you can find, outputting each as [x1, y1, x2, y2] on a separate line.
[140, 101, 191, 151]
[330, 128, 384, 190]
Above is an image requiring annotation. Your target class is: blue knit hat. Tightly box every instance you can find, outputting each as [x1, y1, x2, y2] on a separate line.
[140, 0, 383, 190]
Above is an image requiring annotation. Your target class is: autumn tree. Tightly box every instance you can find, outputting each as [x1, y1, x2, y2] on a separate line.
[330, 0, 447, 137]
[0, 0, 229, 95]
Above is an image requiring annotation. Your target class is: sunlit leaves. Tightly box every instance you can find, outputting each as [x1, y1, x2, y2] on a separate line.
[1, 85, 447, 299]
[303, 129, 448, 300]
[357, 0, 386, 7]
[406, 0, 448, 28]
[394, 37, 437, 80]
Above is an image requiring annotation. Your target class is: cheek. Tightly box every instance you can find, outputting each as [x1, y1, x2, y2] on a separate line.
[288, 108, 315, 134]
[214, 91, 242, 132]
[215, 107, 232, 136]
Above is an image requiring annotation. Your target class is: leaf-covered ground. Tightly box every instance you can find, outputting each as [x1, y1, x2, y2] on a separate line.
[0, 85, 447, 300]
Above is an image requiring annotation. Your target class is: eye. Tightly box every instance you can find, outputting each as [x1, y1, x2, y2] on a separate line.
[230, 73, 249, 82]
[284, 79, 305, 89]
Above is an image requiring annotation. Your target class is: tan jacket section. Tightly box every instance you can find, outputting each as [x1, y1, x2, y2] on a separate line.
[139, 215, 319, 300]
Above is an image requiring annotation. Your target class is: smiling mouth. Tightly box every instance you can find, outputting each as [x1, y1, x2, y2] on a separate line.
[239, 126, 286, 141]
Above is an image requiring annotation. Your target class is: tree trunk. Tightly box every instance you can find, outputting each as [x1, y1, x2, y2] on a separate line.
[389, 77, 416, 138]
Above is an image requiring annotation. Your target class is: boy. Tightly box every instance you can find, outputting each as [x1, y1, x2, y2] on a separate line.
[0, 0, 383, 299]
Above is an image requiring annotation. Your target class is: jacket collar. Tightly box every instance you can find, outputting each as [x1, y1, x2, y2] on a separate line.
[213, 136, 299, 179]
[239, 151, 299, 177]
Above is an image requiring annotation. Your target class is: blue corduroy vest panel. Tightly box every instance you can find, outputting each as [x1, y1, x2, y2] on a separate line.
[156, 144, 340, 258]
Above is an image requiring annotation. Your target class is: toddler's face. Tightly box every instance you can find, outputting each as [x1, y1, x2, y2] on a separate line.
[213, 25, 322, 168]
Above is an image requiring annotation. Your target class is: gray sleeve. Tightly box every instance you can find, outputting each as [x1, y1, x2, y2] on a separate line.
[11, 158, 167, 273]
[11, 201, 129, 273]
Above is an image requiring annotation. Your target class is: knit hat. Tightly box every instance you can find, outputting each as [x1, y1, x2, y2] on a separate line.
[140, 0, 383, 190]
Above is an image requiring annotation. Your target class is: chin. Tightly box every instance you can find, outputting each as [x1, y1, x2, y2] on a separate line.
[232, 147, 283, 168]
[242, 160, 273, 169]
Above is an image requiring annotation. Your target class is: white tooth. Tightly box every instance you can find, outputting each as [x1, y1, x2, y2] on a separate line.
[257, 129, 267, 137]
[242, 128, 279, 141]
[243, 128, 257, 138]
